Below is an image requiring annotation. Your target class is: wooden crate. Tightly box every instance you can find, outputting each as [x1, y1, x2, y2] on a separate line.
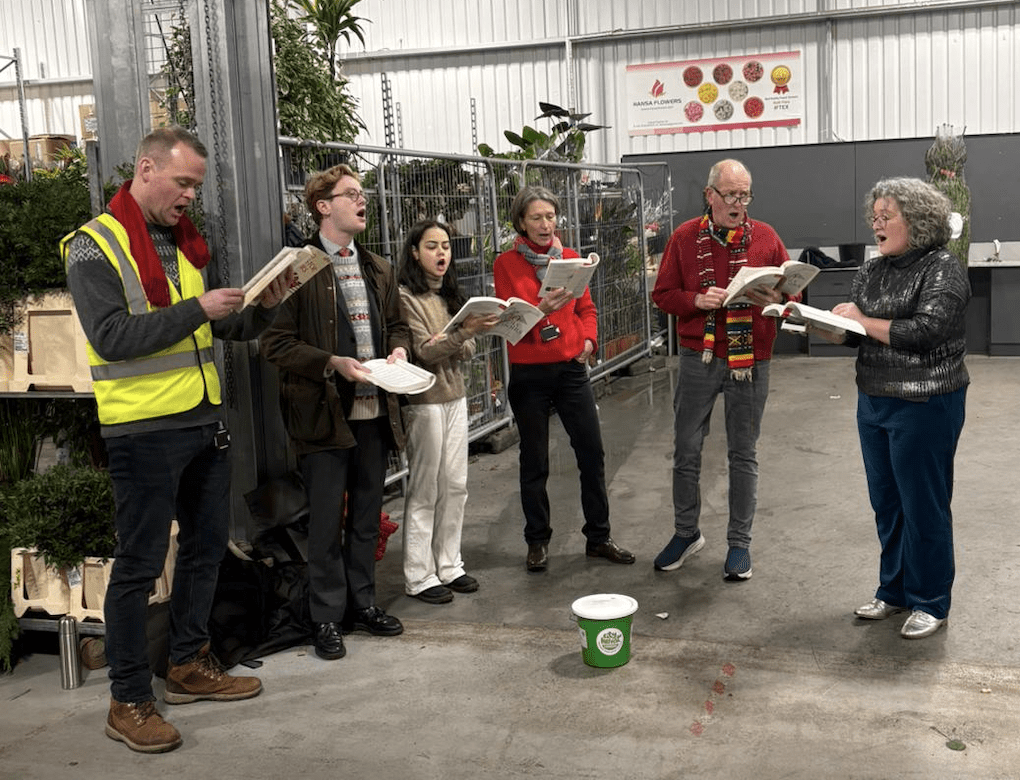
[8, 290, 92, 393]
[68, 521, 178, 623]
[10, 548, 72, 618]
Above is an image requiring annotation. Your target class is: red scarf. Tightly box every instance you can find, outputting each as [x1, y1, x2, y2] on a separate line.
[107, 181, 211, 308]
[696, 213, 755, 380]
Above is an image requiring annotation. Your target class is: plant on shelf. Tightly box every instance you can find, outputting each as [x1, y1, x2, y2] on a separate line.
[0, 149, 92, 335]
[0, 398, 107, 672]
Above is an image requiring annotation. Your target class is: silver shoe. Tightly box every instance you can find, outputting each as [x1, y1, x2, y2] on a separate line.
[901, 610, 946, 639]
[854, 598, 906, 620]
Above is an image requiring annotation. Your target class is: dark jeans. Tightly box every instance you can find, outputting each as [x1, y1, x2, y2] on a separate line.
[671, 349, 770, 548]
[507, 361, 611, 546]
[858, 387, 966, 620]
[299, 417, 389, 623]
[104, 424, 230, 704]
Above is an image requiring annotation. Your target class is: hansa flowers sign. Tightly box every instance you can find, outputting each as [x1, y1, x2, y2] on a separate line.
[626, 50, 801, 136]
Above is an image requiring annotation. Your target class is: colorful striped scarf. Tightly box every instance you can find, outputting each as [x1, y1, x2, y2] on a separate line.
[696, 213, 754, 380]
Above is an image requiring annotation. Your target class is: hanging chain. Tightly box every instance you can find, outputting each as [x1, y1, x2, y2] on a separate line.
[201, 0, 235, 406]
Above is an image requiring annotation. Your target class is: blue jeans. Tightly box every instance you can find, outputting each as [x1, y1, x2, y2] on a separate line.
[508, 361, 611, 546]
[671, 349, 770, 548]
[104, 424, 230, 704]
[858, 388, 966, 620]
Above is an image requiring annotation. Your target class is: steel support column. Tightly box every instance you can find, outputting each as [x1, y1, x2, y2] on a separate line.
[189, 0, 288, 538]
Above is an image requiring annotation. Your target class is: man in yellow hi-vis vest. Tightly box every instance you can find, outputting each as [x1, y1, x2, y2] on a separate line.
[64, 126, 289, 754]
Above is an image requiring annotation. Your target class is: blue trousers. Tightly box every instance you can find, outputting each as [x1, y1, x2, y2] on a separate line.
[508, 361, 611, 546]
[104, 424, 230, 704]
[671, 349, 770, 548]
[857, 387, 966, 620]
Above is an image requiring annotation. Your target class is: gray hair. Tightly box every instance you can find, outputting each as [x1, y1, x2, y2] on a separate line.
[864, 177, 951, 250]
[510, 186, 559, 236]
[706, 158, 752, 189]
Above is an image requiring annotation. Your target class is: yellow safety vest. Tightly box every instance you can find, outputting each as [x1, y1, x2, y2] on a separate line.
[61, 214, 221, 426]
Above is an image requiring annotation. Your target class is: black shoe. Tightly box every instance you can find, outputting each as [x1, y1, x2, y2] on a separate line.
[350, 606, 404, 636]
[586, 537, 636, 565]
[411, 585, 454, 604]
[314, 622, 346, 660]
[526, 543, 548, 572]
[446, 574, 479, 593]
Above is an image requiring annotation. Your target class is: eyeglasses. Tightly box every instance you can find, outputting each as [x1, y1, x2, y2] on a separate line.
[324, 189, 367, 204]
[871, 213, 897, 227]
[711, 186, 753, 206]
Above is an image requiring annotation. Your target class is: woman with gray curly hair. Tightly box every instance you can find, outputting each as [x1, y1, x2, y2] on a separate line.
[827, 176, 970, 639]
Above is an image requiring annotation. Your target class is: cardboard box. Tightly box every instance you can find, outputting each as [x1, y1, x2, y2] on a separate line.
[6, 134, 75, 170]
[79, 104, 98, 142]
[8, 290, 92, 393]
[68, 522, 178, 623]
[10, 548, 72, 618]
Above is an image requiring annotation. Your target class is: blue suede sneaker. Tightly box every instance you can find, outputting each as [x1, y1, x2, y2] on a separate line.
[724, 547, 752, 581]
[653, 532, 705, 571]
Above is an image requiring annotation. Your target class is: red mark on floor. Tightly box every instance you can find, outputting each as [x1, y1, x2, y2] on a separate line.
[689, 662, 736, 737]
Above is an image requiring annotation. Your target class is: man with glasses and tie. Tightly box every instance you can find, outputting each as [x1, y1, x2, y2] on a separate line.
[651, 159, 791, 582]
[262, 164, 410, 661]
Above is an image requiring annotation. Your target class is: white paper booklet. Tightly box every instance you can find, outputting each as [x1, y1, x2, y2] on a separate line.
[361, 358, 437, 395]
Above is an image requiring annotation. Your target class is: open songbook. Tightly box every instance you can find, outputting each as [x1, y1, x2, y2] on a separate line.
[762, 301, 866, 337]
[240, 245, 330, 309]
[723, 259, 819, 307]
[440, 296, 543, 345]
[539, 253, 600, 298]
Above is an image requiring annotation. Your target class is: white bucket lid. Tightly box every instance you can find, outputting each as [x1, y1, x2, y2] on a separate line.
[571, 593, 638, 620]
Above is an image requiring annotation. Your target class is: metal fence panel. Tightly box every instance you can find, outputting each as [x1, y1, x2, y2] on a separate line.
[278, 138, 670, 438]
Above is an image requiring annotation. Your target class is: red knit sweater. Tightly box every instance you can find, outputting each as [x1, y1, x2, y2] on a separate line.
[493, 241, 598, 364]
[652, 216, 791, 361]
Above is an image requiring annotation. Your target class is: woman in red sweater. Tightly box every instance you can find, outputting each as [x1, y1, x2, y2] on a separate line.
[493, 186, 635, 573]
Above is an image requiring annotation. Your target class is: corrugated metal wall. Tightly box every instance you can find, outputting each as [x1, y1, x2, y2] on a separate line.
[345, 0, 1020, 163]
[2, 0, 1018, 163]
[0, 0, 92, 142]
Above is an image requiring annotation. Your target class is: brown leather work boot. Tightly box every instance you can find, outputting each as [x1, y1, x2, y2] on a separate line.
[164, 644, 262, 705]
[106, 699, 182, 753]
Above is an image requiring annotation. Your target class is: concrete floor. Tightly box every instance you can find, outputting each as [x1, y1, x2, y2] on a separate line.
[2, 354, 1019, 779]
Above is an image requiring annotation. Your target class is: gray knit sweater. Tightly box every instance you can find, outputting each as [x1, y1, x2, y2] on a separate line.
[846, 245, 970, 399]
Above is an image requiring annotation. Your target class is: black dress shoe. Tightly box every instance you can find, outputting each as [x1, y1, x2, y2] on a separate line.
[350, 606, 404, 636]
[446, 574, 479, 593]
[526, 543, 548, 572]
[314, 622, 346, 660]
[411, 585, 454, 604]
[586, 537, 636, 565]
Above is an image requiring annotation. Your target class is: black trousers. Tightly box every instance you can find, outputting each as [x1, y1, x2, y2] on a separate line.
[507, 361, 611, 546]
[299, 417, 389, 623]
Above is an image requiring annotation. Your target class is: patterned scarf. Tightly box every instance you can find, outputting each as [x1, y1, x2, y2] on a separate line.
[513, 235, 562, 281]
[696, 213, 755, 380]
[107, 180, 210, 308]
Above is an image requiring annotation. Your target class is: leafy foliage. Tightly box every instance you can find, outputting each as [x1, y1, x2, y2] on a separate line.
[160, 1, 364, 147]
[477, 101, 609, 164]
[925, 124, 970, 267]
[0, 152, 92, 334]
[290, 0, 368, 83]
[2, 464, 116, 572]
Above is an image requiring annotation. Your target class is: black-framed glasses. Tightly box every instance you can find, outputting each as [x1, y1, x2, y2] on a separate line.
[324, 188, 367, 204]
[711, 186, 753, 206]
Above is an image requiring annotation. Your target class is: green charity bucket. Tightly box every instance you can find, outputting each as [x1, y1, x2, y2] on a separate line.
[570, 593, 638, 668]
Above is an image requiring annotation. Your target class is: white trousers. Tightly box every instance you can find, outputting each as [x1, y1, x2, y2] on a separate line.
[402, 398, 469, 595]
